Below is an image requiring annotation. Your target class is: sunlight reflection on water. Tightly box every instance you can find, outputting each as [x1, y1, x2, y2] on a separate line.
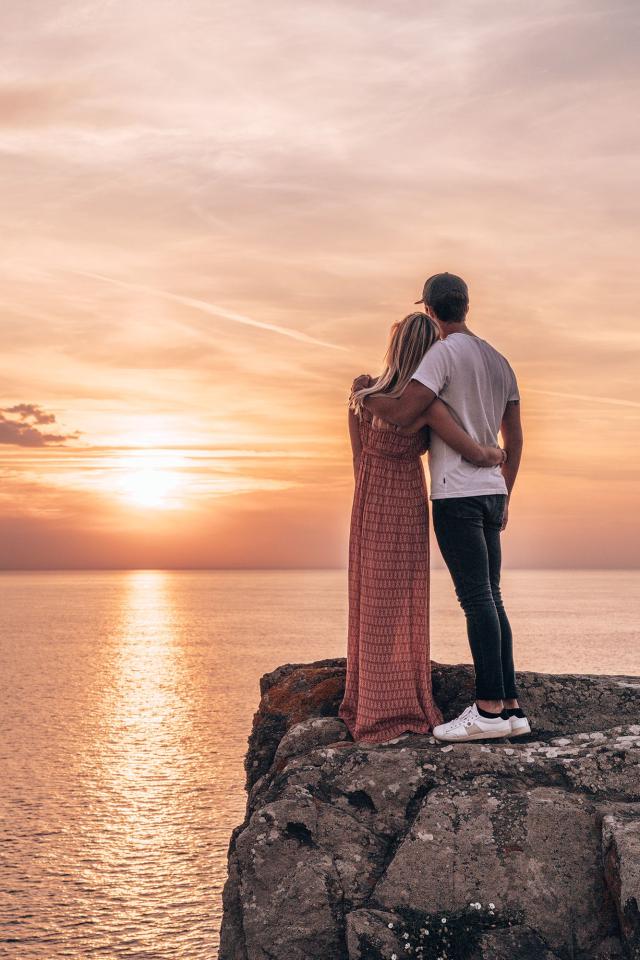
[74, 572, 212, 956]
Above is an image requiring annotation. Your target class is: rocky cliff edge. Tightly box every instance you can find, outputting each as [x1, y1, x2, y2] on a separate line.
[219, 659, 640, 960]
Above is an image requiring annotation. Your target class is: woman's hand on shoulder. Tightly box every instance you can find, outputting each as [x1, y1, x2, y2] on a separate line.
[352, 373, 373, 392]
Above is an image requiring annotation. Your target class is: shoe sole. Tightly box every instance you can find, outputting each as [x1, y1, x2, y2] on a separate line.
[434, 727, 511, 743]
[508, 721, 532, 737]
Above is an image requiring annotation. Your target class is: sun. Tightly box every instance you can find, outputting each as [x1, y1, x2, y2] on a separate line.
[119, 466, 180, 509]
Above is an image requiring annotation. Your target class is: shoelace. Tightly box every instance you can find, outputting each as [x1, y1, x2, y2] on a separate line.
[444, 706, 474, 729]
[440, 705, 474, 731]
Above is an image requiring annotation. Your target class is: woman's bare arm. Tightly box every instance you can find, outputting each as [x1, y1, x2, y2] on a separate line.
[348, 408, 363, 480]
[420, 399, 503, 467]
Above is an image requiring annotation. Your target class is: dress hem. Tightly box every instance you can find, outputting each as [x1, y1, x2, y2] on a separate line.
[339, 715, 442, 746]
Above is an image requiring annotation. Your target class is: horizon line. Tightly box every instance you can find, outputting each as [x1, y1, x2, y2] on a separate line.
[0, 566, 638, 573]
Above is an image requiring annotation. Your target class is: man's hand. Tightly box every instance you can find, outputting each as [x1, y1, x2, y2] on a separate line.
[480, 446, 506, 468]
[501, 500, 509, 532]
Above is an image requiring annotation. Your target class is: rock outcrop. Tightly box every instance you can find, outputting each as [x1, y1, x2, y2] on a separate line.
[219, 659, 640, 960]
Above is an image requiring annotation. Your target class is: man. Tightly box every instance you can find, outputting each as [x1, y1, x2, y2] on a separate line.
[358, 272, 527, 743]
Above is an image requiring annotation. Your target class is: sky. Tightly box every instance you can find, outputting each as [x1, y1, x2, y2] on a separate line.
[1, 0, 639, 569]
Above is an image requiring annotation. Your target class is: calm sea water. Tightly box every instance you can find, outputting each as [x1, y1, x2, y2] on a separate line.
[1, 569, 639, 959]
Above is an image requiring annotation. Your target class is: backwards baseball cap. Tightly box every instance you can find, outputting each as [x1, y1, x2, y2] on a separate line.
[414, 272, 469, 305]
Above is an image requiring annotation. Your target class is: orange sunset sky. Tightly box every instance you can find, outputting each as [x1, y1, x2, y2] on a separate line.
[1, 0, 639, 570]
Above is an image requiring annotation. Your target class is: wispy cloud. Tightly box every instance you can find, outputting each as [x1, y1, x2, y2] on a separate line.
[72, 271, 348, 351]
[527, 388, 640, 411]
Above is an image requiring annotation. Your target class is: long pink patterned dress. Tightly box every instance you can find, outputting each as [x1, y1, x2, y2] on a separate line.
[338, 410, 443, 743]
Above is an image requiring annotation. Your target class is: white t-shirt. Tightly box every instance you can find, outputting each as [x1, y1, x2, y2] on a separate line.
[411, 332, 519, 500]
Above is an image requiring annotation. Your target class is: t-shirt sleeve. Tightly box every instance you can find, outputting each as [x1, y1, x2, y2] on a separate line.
[507, 363, 520, 402]
[411, 341, 450, 395]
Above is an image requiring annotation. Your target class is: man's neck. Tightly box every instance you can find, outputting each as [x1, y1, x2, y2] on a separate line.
[439, 321, 474, 339]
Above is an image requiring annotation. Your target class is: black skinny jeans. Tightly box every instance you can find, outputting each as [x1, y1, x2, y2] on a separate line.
[432, 494, 517, 701]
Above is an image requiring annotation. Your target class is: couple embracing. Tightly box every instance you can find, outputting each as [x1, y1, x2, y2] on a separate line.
[338, 272, 529, 745]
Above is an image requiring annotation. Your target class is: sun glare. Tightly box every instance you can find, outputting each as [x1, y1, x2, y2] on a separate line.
[119, 466, 181, 509]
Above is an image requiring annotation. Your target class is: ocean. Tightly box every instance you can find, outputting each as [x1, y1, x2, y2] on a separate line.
[1, 569, 639, 959]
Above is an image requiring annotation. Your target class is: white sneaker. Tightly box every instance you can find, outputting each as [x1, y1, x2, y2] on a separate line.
[435, 704, 475, 734]
[433, 703, 511, 743]
[505, 712, 531, 737]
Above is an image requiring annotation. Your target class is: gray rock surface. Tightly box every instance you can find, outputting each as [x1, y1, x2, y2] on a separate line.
[219, 659, 640, 960]
[604, 812, 640, 958]
[469, 926, 561, 959]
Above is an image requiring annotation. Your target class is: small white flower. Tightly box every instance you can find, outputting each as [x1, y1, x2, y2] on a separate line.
[489, 902, 495, 910]
[388, 923, 394, 929]
[441, 917, 447, 923]
[404, 945, 411, 952]
[391, 954, 397, 960]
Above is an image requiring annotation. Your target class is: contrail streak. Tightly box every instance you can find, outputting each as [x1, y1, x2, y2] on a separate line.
[74, 271, 347, 351]
[527, 388, 640, 410]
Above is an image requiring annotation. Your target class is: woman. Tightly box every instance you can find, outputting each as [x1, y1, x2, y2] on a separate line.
[338, 312, 504, 744]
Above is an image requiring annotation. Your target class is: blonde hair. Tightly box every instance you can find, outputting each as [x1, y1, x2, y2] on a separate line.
[350, 312, 441, 415]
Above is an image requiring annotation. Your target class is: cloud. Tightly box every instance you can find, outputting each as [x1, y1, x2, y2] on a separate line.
[5, 402, 57, 424]
[73, 271, 348, 351]
[0, 404, 80, 446]
[526, 389, 640, 411]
